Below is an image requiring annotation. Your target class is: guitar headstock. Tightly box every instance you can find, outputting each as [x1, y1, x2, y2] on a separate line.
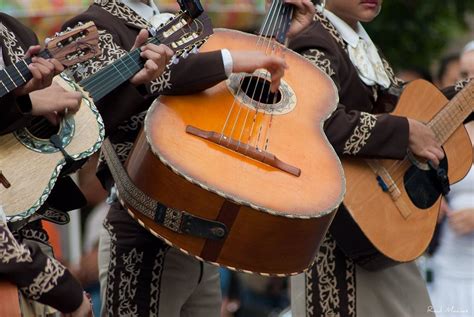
[149, 1, 212, 63]
[45, 22, 100, 67]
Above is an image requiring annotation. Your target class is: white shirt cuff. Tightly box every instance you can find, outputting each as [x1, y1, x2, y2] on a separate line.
[221, 49, 233, 78]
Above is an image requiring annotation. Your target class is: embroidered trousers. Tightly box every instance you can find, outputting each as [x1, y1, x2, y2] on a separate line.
[98, 202, 221, 317]
[290, 236, 435, 317]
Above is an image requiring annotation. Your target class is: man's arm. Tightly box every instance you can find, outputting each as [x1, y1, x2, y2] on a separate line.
[0, 221, 86, 313]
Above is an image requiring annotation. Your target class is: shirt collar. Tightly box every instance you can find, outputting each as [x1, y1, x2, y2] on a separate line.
[322, 8, 371, 48]
[120, 0, 160, 22]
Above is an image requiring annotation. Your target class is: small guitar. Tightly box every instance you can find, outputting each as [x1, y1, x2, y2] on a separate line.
[0, 0, 211, 223]
[0, 22, 99, 98]
[337, 79, 473, 269]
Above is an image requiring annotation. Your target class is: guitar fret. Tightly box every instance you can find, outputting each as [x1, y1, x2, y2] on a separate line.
[0, 80, 9, 95]
[12, 63, 27, 83]
[431, 80, 474, 144]
[2, 69, 17, 91]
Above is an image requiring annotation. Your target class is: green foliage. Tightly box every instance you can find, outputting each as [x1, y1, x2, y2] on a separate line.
[365, 0, 474, 70]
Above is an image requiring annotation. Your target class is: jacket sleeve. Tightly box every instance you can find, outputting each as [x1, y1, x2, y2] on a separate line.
[0, 221, 84, 313]
[289, 24, 409, 159]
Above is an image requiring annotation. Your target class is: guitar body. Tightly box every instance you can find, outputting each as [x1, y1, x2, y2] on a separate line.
[341, 80, 472, 266]
[0, 75, 104, 221]
[0, 282, 20, 317]
[124, 29, 345, 275]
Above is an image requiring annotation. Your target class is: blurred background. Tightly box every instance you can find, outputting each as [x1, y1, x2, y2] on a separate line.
[1, 0, 473, 316]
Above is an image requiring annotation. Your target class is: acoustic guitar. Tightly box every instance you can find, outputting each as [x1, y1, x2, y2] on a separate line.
[0, 2, 210, 223]
[336, 79, 473, 269]
[122, 1, 345, 275]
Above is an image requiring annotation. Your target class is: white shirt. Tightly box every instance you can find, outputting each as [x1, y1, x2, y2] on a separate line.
[322, 8, 391, 88]
[122, 0, 233, 76]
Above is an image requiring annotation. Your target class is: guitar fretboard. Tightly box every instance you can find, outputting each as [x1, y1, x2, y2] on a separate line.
[79, 30, 168, 101]
[0, 50, 52, 98]
[429, 80, 474, 144]
[258, 0, 293, 44]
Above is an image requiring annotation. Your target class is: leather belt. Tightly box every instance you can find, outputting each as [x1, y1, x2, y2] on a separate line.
[102, 139, 227, 240]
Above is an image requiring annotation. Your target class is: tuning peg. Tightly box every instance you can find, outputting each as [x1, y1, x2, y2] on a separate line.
[191, 46, 199, 54]
[66, 27, 72, 31]
[171, 56, 180, 64]
[78, 22, 83, 26]
[45, 37, 51, 44]
[182, 51, 188, 59]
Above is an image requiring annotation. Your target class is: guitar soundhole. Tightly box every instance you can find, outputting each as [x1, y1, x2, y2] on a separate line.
[27, 117, 60, 140]
[240, 75, 282, 105]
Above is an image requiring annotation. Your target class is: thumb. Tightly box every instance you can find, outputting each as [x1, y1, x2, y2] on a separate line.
[132, 29, 149, 51]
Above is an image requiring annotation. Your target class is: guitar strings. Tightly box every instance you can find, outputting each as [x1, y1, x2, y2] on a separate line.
[221, 0, 285, 149]
[233, 0, 285, 150]
[246, 3, 287, 150]
[218, 0, 280, 144]
[385, 89, 471, 178]
[254, 4, 293, 151]
[375, 90, 473, 193]
[221, 1, 284, 149]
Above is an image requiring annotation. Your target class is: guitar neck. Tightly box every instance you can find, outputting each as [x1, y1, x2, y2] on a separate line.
[258, 0, 293, 44]
[79, 21, 179, 102]
[0, 50, 52, 98]
[78, 46, 147, 102]
[429, 80, 474, 144]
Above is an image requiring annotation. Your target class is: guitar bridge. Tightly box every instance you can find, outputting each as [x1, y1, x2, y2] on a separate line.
[186, 125, 301, 177]
[0, 171, 11, 188]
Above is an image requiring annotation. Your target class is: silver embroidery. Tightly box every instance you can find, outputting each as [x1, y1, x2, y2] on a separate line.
[302, 49, 336, 78]
[345, 259, 356, 316]
[20, 258, 66, 300]
[19, 228, 49, 244]
[94, 0, 150, 29]
[0, 22, 26, 63]
[71, 30, 127, 82]
[343, 112, 377, 155]
[150, 68, 172, 94]
[314, 12, 347, 51]
[118, 248, 144, 316]
[316, 235, 340, 316]
[455, 78, 471, 92]
[382, 57, 403, 87]
[149, 248, 166, 316]
[104, 219, 117, 317]
[117, 111, 147, 132]
[305, 270, 314, 317]
[0, 222, 32, 263]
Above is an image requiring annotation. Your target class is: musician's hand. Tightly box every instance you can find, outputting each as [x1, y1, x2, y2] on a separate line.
[285, 0, 315, 38]
[129, 29, 173, 86]
[407, 118, 444, 166]
[29, 81, 82, 125]
[14, 45, 64, 96]
[230, 51, 288, 92]
[63, 292, 93, 317]
[448, 208, 474, 235]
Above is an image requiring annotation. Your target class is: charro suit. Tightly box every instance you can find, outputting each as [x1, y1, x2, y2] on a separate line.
[287, 10, 470, 317]
[62, 1, 229, 315]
